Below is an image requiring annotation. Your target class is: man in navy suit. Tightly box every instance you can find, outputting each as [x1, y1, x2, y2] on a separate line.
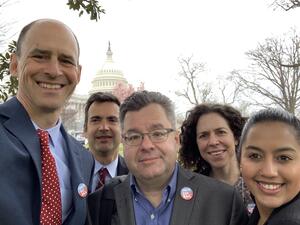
[84, 92, 128, 192]
[0, 19, 94, 225]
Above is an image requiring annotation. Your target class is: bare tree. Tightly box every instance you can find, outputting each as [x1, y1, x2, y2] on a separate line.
[217, 75, 243, 105]
[175, 56, 215, 105]
[271, 0, 300, 11]
[233, 29, 300, 114]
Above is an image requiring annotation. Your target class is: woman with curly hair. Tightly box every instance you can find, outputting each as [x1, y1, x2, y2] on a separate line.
[179, 103, 253, 213]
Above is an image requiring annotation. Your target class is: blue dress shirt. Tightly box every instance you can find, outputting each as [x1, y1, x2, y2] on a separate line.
[130, 164, 178, 225]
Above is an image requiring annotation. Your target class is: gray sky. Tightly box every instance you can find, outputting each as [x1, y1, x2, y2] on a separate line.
[2, 0, 300, 112]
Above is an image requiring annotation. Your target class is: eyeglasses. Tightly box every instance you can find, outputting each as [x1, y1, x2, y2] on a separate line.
[122, 128, 175, 146]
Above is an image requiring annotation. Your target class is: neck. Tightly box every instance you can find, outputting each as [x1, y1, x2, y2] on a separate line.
[94, 150, 118, 165]
[257, 204, 273, 225]
[135, 173, 172, 208]
[210, 159, 240, 186]
[136, 179, 166, 208]
[17, 96, 60, 129]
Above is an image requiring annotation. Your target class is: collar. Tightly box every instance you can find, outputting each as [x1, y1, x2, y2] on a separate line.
[130, 163, 178, 200]
[93, 156, 119, 177]
[32, 119, 62, 148]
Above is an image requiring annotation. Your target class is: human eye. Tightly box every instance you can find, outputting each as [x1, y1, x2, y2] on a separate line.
[248, 152, 262, 161]
[197, 133, 207, 139]
[126, 133, 141, 141]
[90, 117, 101, 123]
[108, 117, 119, 123]
[32, 53, 47, 60]
[276, 154, 292, 162]
[216, 129, 227, 136]
[61, 57, 75, 66]
[151, 130, 166, 139]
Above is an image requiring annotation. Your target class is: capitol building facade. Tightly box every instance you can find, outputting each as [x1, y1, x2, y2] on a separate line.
[62, 43, 128, 139]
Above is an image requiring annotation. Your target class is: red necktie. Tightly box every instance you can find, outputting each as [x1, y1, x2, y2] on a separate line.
[96, 167, 109, 190]
[37, 129, 62, 225]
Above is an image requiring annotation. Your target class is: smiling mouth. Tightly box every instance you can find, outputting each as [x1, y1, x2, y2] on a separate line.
[208, 150, 226, 156]
[37, 82, 64, 89]
[257, 182, 282, 191]
[139, 157, 159, 163]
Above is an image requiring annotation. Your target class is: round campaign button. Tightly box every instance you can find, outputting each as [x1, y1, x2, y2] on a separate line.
[180, 187, 193, 201]
[77, 183, 88, 198]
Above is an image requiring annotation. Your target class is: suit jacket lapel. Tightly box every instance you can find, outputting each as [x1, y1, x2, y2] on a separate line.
[116, 156, 129, 176]
[1, 97, 42, 180]
[114, 177, 136, 225]
[169, 167, 199, 225]
[61, 128, 86, 225]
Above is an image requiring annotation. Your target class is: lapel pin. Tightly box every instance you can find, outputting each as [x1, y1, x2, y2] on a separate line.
[77, 183, 88, 198]
[180, 187, 193, 201]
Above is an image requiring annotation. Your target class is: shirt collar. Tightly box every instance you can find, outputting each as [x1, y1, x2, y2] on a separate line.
[32, 119, 62, 148]
[93, 156, 119, 177]
[130, 163, 178, 200]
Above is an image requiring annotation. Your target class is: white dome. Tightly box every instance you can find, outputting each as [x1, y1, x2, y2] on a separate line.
[89, 42, 128, 94]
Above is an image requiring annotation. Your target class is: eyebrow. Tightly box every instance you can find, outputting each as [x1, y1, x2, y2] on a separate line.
[125, 124, 165, 133]
[197, 127, 228, 134]
[245, 145, 297, 153]
[30, 48, 50, 55]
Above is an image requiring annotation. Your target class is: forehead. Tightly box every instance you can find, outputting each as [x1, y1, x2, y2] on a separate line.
[197, 112, 230, 131]
[88, 101, 119, 116]
[123, 103, 171, 131]
[244, 121, 299, 148]
[20, 21, 79, 59]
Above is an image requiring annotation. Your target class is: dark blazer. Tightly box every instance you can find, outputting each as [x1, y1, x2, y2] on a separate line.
[116, 155, 129, 176]
[247, 193, 300, 225]
[0, 97, 95, 225]
[88, 167, 249, 225]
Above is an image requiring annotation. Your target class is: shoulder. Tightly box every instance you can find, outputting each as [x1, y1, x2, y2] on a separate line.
[179, 167, 234, 192]
[268, 194, 300, 225]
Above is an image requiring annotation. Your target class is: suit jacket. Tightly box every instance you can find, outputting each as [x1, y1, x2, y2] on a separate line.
[116, 155, 129, 176]
[247, 193, 300, 225]
[0, 97, 95, 225]
[88, 166, 249, 225]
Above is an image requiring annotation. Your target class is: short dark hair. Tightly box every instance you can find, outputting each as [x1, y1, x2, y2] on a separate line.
[16, 19, 80, 58]
[119, 90, 176, 130]
[238, 108, 300, 162]
[178, 103, 246, 175]
[84, 92, 120, 131]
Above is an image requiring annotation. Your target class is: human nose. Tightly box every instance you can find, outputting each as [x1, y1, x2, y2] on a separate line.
[139, 134, 154, 149]
[45, 58, 63, 77]
[259, 158, 278, 177]
[207, 133, 219, 146]
[98, 120, 109, 131]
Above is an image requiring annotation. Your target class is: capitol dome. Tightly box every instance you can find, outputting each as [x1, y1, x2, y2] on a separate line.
[89, 42, 128, 94]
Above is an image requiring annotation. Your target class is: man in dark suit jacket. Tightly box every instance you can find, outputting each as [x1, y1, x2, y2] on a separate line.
[87, 91, 248, 225]
[0, 19, 94, 225]
[83, 92, 128, 192]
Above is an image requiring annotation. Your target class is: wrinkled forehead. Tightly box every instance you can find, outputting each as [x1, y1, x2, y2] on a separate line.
[20, 20, 79, 60]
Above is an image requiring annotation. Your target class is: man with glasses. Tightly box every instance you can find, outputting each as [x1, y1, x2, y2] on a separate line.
[87, 91, 248, 225]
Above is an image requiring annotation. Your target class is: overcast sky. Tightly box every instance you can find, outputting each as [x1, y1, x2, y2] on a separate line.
[2, 0, 300, 112]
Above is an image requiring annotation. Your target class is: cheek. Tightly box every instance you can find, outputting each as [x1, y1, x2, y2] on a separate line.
[240, 159, 256, 180]
[196, 139, 206, 153]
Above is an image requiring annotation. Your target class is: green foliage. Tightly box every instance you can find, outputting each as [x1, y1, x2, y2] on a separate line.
[0, 1, 105, 102]
[67, 0, 105, 21]
[0, 41, 17, 102]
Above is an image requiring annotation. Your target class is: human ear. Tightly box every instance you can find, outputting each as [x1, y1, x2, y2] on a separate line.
[9, 53, 19, 78]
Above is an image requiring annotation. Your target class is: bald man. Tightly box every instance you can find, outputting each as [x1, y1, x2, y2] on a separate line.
[0, 19, 94, 225]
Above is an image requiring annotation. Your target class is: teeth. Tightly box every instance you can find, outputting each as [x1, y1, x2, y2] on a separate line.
[209, 150, 224, 156]
[39, 82, 62, 89]
[260, 183, 281, 190]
